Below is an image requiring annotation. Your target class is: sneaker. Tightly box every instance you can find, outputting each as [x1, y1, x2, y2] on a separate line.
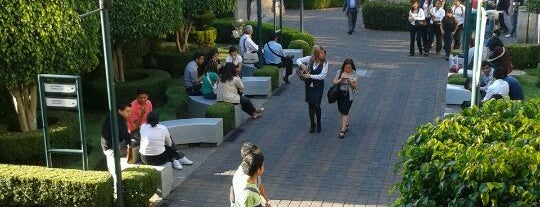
[256, 107, 265, 113]
[172, 160, 183, 170]
[178, 157, 193, 165]
[504, 34, 512, 38]
[252, 112, 262, 119]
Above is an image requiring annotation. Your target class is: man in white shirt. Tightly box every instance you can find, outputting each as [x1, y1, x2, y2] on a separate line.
[239, 25, 259, 65]
[343, 0, 360, 35]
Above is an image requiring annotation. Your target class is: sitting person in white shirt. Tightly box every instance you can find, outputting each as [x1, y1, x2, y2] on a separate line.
[226, 46, 243, 75]
[482, 67, 509, 102]
[139, 112, 193, 170]
[239, 25, 259, 65]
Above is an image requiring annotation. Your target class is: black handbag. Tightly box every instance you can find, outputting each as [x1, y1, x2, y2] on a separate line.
[327, 84, 341, 104]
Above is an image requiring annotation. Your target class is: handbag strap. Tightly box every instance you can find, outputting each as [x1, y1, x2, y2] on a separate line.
[205, 74, 216, 87]
[265, 42, 284, 58]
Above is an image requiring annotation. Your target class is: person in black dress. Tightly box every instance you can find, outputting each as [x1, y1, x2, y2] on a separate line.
[296, 45, 329, 133]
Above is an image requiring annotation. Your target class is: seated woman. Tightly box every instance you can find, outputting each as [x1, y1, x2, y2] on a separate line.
[226, 46, 243, 75]
[201, 60, 219, 99]
[216, 63, 264, 119]
[139, 112, 193, 170]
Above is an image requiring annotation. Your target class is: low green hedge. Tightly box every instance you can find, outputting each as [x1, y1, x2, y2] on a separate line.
[84, 69, 171, 110]
[0, 164, 113, 207]
[205, 102, 234, 134]
[288, 39, 311, 56]
[394, 99, 540, 206]
[285, 0, 342, 9]
[122, 167, 159, 207]
[189, 27, 217, 48]
[153, 79, 190, 120]
[362, 1, 409, 31]
[0, 112, 79, 165]
[254, 65, 280, 90]
[152, 50, 195, 78]
[448, 73, 467, 85]
[210, 18, 315, 48]
[506, 44, 540, 69]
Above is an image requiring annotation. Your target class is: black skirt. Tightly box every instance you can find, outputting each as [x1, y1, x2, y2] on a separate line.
[305, 80, 324, 105]
[337, 90, 353, 115]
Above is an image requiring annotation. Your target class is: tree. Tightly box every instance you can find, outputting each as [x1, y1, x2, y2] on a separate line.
[109, 0, 184, 82]
[0, 0, 99, 132]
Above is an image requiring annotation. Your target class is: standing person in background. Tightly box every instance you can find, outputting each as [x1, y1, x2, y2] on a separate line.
[263, 33, 293, 84]
[494, 0, 510, 33]
[332, 59, 359, 139]
[297, 45, 328, 133]
[505, 0, 522, 38]
[441, 9, 458, 61]
[128, 89, 153, 134]
[430, 0, 445, 55]
[183, 51, 206, 96]
[343, 0, 360, 35]
[451, 0, 465, 50]
[422, 0, 433, 55]
[408, 1, 426, 56]
[226, 46, 243, 75]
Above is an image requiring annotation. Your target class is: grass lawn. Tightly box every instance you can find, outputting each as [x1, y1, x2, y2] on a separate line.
[516, 68, 540, 100]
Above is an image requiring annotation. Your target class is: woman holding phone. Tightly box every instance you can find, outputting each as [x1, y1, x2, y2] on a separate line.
[297, 45, 328, 133]
[332, 58, 358, 139]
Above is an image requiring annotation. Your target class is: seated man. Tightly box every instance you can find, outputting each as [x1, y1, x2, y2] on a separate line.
[263, 33, 293, 84]
[128, 89, 153, 135]
[183, 52, 205, 96]
[479, 61, 495, 91]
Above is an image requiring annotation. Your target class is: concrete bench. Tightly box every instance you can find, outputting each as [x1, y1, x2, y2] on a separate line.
[120, 158, 173, 198]
[241, 64, 257, 77]
[188, 96, 216, 118]
[161, 118, 224, 146]
[446, 84, 471, 105]
[242, 76, 272, 97]
[283, 49, 303, 66]
[234, 104, 251, 128]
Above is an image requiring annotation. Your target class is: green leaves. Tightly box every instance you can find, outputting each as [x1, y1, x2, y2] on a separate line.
[394, 99, 540, 206]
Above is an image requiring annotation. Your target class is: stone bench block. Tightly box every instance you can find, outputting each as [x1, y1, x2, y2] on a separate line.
[446, 84, 471, 105]
[241, 64, 257, 77]
[161, 118, 223, 146]
[283, 49, 303, 65]
[188, 96, 216, 118]
[234, 104, 251, 128]
[121, 158, 173, 198]
[242, 76, 272, 97]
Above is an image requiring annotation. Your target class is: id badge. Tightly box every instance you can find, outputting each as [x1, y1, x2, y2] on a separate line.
[309, 82, 314, 87]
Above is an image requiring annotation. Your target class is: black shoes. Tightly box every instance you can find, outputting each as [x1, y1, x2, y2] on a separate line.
[283, 76, 290, 84]
[309, 123, 315, 133]
[339, 131, 345, 139]
[347, 31, 352, 35]
[316, 124, 321, 133]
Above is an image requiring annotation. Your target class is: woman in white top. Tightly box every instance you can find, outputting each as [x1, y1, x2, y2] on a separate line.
[216, 63, 264, 119]
[430, 0, 445, 54]
[225, 46, 243, 76]
[451, 0, 466, 50]
[139, 112, 193, 170]
[297, 45, 328, 133]
[408, 1, 426, 56]
[482, 67, 509, 102]
[332, 58, 359, 139]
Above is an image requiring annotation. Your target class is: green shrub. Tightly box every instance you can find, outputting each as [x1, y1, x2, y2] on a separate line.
[153, 50, 195, 78]
[394, 99, 540, 206]
[288, 39, 311, 56]
[210, 18, 237, 44]
[190, 27, 218, 48]
[205, 102, 234, 134]
[362, 1, 409, 31]
[84, 69, 171, 110]
[208, 0, 236, 17]
[506, 44, 540, 69]
[122, 167, 158, 207]
[285, 0, 343, 9]
[0, 112, 79, 165]
[447, 73, 467, 85]
[0, 88, 17, 132]
[254, 65, 280, 90]
[154, 79, 190, 120]
[193, 11, 216, 30]
[0, 164, 112, 207]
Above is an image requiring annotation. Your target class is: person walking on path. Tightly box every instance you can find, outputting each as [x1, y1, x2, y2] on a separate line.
[231, 142, 271, 207]
[343, 0, 360, 35]
[297, 45, 328, 133]
[451, 0, 465, 50]
[408, 1, 427, 56]
[441, 9, 458, 60]
[430, 0, 445, 54]
[332, 58, 359, 139]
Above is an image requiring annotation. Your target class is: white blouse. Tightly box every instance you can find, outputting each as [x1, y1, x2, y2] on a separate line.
[226, 54, 243, 66]
[408, 9, 426, 25]
[482, 79, 509, 102]
[139, 123, 172, 156]
[296, 56, 328, 80]
[431, 7, 446, 23]
[452, 5, 466, 25]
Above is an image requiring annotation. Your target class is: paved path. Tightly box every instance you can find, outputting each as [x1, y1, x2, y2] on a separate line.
[163, 8, 447, 206]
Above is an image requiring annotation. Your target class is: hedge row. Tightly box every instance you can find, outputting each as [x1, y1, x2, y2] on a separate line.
[84, 69, 171, 110]
[362, 1, 409, 31]
[254, 65, 280, 90]
[210, 18, 315, 48]
[394, 99, 540, 206]
[0, 112, 79, 165]
[506, 44, 540, 69]
[285, 0, 343, 9]
[448, 73, 467, 85]
[122, 167, 159, 207]
[288, 39, 311, 56]
[205, 102, 235, 134]
[189, 27, 217, 48]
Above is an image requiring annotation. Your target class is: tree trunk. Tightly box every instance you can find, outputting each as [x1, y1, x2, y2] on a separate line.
[112, 44, 125, 82]
[177, 21, 193, 52]
[8, 85, 37, 132]
[175, 31, 184, 53]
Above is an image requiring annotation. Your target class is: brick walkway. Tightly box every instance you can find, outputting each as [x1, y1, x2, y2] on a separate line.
[162, 8, 447, 206]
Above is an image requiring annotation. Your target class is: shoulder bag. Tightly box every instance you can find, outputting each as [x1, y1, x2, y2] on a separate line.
[243, 38, 259, 64]
[206, 74, 218, 94]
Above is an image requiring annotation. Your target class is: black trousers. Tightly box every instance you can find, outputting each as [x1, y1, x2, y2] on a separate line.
[432, 23, 443, 53]
[240, 96, 256, 116]
[409, 24, 425, 54]
[443, 32, 453, 57]
[346, 8, 358, 32]
[141, 145, 184, 166]
[453, 24, 463, 50]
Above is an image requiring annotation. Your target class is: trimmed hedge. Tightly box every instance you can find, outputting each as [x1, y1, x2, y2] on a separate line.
[253, 65, 280, 90]
[448, 73, 467, 85]
[288, 39, 311, 56]
[362, 1, 409, 31]
[285, 0, 343, 9]
[153, 79, 190, 120]
[84, 69, 171, 110]
[205, 102, 235, 134]
[0, 88, 17, 132]
[506, 44, 540, 69]
[0, 164, 113, 207]
[153, 50, 195, 78]
[189, 27, 217, 48]
[394, 99, 540, 206]
[122, 167, 159, 207]
[0, 112, 79, 165]
[210, 18, 316, 48]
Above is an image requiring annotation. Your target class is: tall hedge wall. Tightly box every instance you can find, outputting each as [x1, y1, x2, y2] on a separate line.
[285, 0, 343, 9]
[363, 1, 409, 31]
[394, 99, 540, 206]
[506, 44, 540, 69]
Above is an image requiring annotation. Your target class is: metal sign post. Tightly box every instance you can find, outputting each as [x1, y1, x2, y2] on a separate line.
[37, 74, 88, 170]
